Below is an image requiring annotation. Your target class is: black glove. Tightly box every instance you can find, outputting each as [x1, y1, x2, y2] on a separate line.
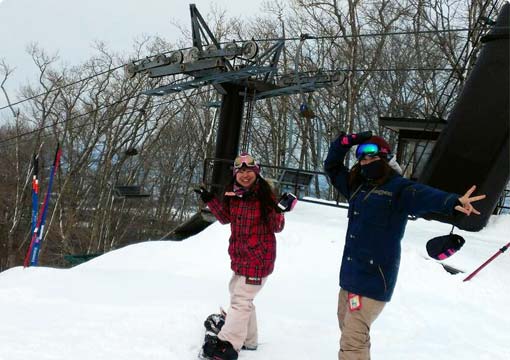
[338, 131, 373, 147]
[194, 186, 214, 203]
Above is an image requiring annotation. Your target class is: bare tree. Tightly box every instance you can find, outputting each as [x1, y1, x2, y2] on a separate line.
[0, 60, 40, 270]
[0, 1, 498, 269]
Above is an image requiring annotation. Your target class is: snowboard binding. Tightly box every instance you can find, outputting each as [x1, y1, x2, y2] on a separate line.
[204, 311, 226, 335]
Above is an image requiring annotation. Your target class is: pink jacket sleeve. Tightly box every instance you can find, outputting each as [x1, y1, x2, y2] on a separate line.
[206, 197, 231, 224]
[269, 209, 285, 233]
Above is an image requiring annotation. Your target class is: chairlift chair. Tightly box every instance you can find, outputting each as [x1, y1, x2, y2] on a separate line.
[113, 147, 150, 199]
[113, 185, 150, 198]
[277, 168, 315, 196]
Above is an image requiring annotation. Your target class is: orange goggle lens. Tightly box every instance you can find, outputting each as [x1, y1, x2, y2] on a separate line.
[234, 154, 256, 169]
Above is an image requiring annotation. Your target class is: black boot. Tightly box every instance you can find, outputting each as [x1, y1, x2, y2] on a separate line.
[211, 339, 238, 360]
[202, 335, 218, 357]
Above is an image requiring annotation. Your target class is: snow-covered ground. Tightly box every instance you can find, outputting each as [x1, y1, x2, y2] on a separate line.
[1, 201, 509, 359]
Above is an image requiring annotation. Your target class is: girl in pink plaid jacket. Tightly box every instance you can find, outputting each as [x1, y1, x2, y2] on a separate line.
[197, 153, 287, 360]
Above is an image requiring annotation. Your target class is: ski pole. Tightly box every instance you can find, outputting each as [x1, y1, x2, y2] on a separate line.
[24, 144, 62, 267]
[31, 154, 39, 237]
[463, 241, 510, 281]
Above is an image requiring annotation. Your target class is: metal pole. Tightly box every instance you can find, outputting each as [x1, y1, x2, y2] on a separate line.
[210, 83, 245, 195]
[463, 242, 510, 281]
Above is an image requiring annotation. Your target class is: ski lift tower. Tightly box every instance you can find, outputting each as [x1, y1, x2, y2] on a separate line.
[126, 4, 339, 195]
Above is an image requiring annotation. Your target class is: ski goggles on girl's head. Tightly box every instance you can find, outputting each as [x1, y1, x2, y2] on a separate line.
[234, 154, 257, 169]
[356, 143, 380, 160]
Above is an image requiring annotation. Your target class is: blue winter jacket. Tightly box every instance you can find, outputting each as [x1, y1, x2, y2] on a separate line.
[324, 138, 459, 302]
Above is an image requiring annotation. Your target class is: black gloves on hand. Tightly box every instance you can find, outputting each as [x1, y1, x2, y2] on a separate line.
[338, 131, 373, 147]
[194, 186, 214, 203]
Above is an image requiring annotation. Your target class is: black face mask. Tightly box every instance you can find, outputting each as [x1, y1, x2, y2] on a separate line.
[360, 159, 385, 180]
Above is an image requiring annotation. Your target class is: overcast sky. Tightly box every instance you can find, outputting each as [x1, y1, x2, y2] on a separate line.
[0, 0, 270, 104]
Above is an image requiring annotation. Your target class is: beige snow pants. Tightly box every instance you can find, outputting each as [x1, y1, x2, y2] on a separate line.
[218, 274, 267, 351]
[337, 288, 386, 360]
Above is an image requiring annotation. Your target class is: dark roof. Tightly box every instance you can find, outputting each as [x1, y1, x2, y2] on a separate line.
[379, 116, 447, 132]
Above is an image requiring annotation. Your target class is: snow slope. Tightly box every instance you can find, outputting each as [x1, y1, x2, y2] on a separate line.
[1, 201, 509, 359]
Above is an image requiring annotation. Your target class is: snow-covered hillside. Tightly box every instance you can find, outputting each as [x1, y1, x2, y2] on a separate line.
[1, 201, 509, 359]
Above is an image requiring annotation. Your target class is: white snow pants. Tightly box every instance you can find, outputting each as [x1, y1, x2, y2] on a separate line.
[218, 274, 267, 351]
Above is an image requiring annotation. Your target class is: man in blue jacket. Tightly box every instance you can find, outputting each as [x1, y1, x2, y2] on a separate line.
[324, 132, 486, 360]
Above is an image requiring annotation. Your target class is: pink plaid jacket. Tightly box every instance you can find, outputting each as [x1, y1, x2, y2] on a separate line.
[207, 190, 285, 278]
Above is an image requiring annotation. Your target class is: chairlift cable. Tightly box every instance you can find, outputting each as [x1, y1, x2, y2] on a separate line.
[240, 83, 249, 152]
[251, 26, 498, 43]
[295, 34, 309, 108]
[0, 47, 192, 112]
[0, 88, 211, 149]
[240, 86, 256, 153]
[1, 26, 492, 113]
[0, 67, 124, 112]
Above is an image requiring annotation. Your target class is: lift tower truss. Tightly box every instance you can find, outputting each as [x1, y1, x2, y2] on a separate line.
[127, 4, 338, 192]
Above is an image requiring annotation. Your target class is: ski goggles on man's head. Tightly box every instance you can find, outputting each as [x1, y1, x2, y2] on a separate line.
[234, 154, 257, 169]
[355, 143, 380, 160]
